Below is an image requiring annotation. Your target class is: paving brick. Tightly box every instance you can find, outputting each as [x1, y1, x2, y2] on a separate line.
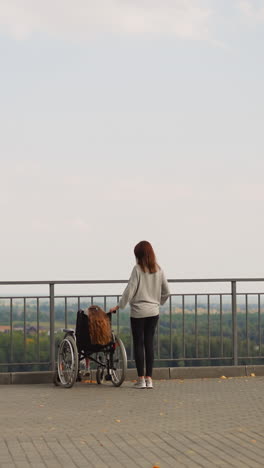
[0, 464, 16, 468]
[1, 378, 264, 467]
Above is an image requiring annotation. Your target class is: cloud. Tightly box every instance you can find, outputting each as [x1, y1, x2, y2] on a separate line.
[62, 174, 194, 202]
[0, 0, 211, 41]
[237, 0, 264, 24]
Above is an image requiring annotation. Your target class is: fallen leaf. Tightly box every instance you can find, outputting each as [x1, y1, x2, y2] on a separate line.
[115, 419, 121, 423]
[82, 380, 97, 384]
[251, 440, 257, 444]
[220, 375, 227, 379]
[250, 373, 256, 377]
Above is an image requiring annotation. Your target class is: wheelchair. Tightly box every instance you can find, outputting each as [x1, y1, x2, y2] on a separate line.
[53, 309, 127, 388]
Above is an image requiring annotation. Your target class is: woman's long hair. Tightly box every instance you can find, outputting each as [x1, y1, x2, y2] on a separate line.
[134, 240, 159, 273]
[88, 305, 112, 345]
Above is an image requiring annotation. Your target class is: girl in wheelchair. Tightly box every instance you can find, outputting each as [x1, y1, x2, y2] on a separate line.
[55, 304, 127, 388]
[79, 305, 112, 376]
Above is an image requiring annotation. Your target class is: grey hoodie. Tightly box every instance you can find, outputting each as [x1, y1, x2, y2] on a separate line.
[118, 264, 170, 318]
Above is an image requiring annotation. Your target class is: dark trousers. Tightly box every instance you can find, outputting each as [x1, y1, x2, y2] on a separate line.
[130, 315, 159, 377]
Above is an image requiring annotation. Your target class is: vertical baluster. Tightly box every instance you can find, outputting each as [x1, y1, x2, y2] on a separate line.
[10, 298, 13, 369]
[258, 294, 261, 356]
[24, 298, 26, 361]
[117, 296, 119, 335]
[65, 297, 68, 329]
[246, 294, 249, 357]
[49, 283, 55, 371]
[169, 295, 172, 359]
[37, 298, 40, 365]
[208, 295, 210, 358]
[157, 308, 160, 361]
[195, 295, 198, 358]
[182, 295, 185, 360]
[232, 281, 238, 366]
[220, 295, 223, 358]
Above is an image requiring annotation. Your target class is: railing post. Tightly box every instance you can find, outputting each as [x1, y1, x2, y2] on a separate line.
[49, 283, 55, 372]
[231, 280, 238, 366]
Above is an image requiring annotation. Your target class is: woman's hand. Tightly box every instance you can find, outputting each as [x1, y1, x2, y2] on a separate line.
[109, 306, 119, 314]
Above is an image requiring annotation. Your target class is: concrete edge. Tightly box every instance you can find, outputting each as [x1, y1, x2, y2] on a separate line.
[0, 373, 12, 385]
[245, 365, 264, 377]
[11, 372, 54, 385]
[1, 366, 264, 384]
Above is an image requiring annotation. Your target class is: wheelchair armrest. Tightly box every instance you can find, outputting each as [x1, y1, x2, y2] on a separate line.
[63, 328, 75, 334]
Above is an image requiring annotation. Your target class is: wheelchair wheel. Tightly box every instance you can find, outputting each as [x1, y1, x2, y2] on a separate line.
[110, 337, 127, 387]
[57, 334, 78, 388]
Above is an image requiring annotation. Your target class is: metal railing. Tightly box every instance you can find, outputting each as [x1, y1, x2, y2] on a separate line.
[0, 278, 264, 372]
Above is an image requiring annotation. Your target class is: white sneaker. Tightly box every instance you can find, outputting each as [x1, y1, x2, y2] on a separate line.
[133, 378, 146, 389]
[145, 377, 153, 389]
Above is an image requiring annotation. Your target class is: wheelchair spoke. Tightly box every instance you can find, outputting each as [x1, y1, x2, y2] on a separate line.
[57, 335, 78, 388]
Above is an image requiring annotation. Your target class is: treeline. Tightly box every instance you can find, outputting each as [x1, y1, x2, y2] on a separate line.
[0, 300, 251, 324]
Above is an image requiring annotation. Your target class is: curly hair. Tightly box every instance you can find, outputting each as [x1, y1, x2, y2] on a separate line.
[88, 305, 112, 345]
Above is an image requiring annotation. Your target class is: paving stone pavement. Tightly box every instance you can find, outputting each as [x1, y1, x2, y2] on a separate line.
[0, 377, 264, 467]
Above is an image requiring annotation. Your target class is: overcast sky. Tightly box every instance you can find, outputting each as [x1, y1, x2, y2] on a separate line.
[1, 0, 264, 291]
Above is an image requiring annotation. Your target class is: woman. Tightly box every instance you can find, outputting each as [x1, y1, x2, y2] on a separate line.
[110, 241, 170, 389]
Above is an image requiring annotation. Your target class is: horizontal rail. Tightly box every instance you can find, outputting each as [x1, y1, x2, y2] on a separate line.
[2, 293, 264, 300]
[0, 362, 50, 366]
[1, 278, 264, 285]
